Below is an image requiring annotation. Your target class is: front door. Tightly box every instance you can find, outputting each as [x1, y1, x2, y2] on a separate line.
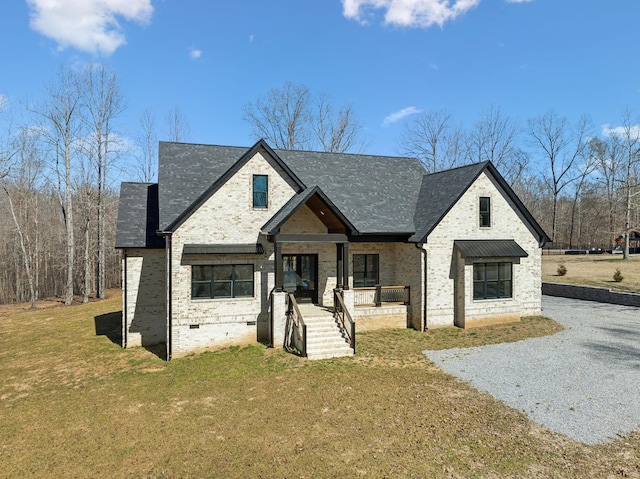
[282, 254, 318, 303]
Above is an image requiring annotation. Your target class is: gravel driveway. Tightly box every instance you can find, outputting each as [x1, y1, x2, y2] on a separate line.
[424, 296, 640, 445]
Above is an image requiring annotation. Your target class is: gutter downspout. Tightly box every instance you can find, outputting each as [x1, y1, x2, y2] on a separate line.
[416, 243, 428, 331]
[157, 230, 173, 361]
[166, 234, 172, 361]
[122, 250, 128, 348]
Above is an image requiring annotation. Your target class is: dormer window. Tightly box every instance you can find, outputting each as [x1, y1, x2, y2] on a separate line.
[479, 197, 491, 228]
[253, 175, 268, 208]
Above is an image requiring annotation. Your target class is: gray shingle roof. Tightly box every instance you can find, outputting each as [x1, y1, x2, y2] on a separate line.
[157, 141, 425, 234]
[409, 161, 550, 244]
[115, 183, 165, 248]
[410, 162, 487, 243]
[116, 140, 549, 249]
[275, 149, 425, 234]
[158, 142, 248, 231]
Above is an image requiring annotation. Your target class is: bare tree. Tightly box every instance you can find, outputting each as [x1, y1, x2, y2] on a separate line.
[590, 136, 622, 248]
[527, 111, 591, 243]
[135, 108, 157, 181]
[35, 64, 83, 305]
[466, 105, 529, 184]
[399, 109, 465, 173]
[244, 82, 312, 150]
[313, 93, 365, 153]
[79, 63, 126, 299]
[244, 82, 366, 153]
[607, 110, 640, 259]
[164, 106, 191, 143]
[567, 152, 597, 248]
[0, 128, 43, 308]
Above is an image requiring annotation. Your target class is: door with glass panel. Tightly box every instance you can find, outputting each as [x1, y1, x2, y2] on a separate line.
[282, 254, 318, 303]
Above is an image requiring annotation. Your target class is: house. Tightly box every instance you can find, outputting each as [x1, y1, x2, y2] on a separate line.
[115, 139, 549, 360]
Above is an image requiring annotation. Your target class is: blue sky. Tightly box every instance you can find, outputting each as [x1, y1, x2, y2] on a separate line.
[1, 0, 639, 177]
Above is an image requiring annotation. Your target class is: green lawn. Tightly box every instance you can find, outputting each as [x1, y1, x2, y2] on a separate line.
[0, 292, 638, 478]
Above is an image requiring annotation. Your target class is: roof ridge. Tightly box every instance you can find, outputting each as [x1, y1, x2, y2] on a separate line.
[158, 141, 249, 149]
[423, 160, 489, 178]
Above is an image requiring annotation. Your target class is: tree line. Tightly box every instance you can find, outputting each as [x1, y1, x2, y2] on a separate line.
[1, 71, 638, 306]
[0, 63, 191, 307]
[245, 84, 640, 258]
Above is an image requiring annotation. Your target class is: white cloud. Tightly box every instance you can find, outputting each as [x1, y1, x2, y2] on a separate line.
[383, 106, 422, 126]
[189, 47, 202, 59]
[26, 0, 153, 55]
[602, 123, 640, 139]
[505, 0, 534, 3]
[342, 0, 481, 28]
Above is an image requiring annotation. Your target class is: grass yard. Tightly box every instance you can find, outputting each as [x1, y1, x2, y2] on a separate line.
[1, 291, 639, 478]
[543, 253, 640, 293]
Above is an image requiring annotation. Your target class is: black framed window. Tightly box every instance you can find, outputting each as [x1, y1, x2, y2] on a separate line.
[473, 262, 512, 300]
[479, 196, 491, 227]
[253, 175, 268, 208]
[192, 265, 254, 299]
[353, 254, 379, 287]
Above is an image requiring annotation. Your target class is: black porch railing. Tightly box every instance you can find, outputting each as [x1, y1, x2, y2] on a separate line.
[333, 289, 356, 354]
[285, 293, 307, 357]
[353, 285, 410, 307]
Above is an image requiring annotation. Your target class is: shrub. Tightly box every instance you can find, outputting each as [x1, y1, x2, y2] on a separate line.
[613, 268, 624, 282]
[557, 262, 567, 276]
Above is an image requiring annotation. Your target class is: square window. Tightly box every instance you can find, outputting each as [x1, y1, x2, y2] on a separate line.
[253, 175, 268, 208]
[473, 262, 512, 300]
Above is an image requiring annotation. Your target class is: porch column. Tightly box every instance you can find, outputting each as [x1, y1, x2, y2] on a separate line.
[275, 242, 283, 292]
[336, 243, 344, 289]
[342, 242, 350, 290]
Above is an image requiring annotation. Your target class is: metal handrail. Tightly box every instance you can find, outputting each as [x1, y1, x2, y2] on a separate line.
[353, 285, 410, 306]
[333, 289, 356, 354]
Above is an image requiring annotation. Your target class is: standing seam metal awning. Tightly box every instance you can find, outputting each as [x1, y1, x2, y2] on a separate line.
[454, 240, 528, 258]
[182, 244, 264, 255]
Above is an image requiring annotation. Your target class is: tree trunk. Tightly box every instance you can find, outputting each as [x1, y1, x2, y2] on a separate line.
[4, 186, 36, 309]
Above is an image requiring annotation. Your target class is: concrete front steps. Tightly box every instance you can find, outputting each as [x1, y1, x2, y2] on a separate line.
[296, 303, 354, 360]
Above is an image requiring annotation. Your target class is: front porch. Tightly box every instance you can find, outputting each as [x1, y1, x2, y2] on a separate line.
[352, 285, 411, 331]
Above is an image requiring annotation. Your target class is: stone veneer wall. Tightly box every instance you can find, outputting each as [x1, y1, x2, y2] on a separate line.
[542, 282, 640, 307]
[123, 248, 166, 347]
[424, 171, 542, 328]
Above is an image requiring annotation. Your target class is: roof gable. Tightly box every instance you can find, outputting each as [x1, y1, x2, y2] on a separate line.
[262, 186, 358, 235]
[410, 161, 550, 244]
[161, 139, 305, 232]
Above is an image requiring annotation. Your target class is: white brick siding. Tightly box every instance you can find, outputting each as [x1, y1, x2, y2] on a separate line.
[123, 248, 166, 347]
[424, 171, 542, 328]
[169, 151, 295, 355]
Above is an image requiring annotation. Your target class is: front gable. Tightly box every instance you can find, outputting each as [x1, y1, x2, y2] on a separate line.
[428, 170, 541, 245]
[413, 162, 549, 246]
[262, 185, 358, 236]
[165, 139, 305, 233]
[172, 142, 304, 244]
